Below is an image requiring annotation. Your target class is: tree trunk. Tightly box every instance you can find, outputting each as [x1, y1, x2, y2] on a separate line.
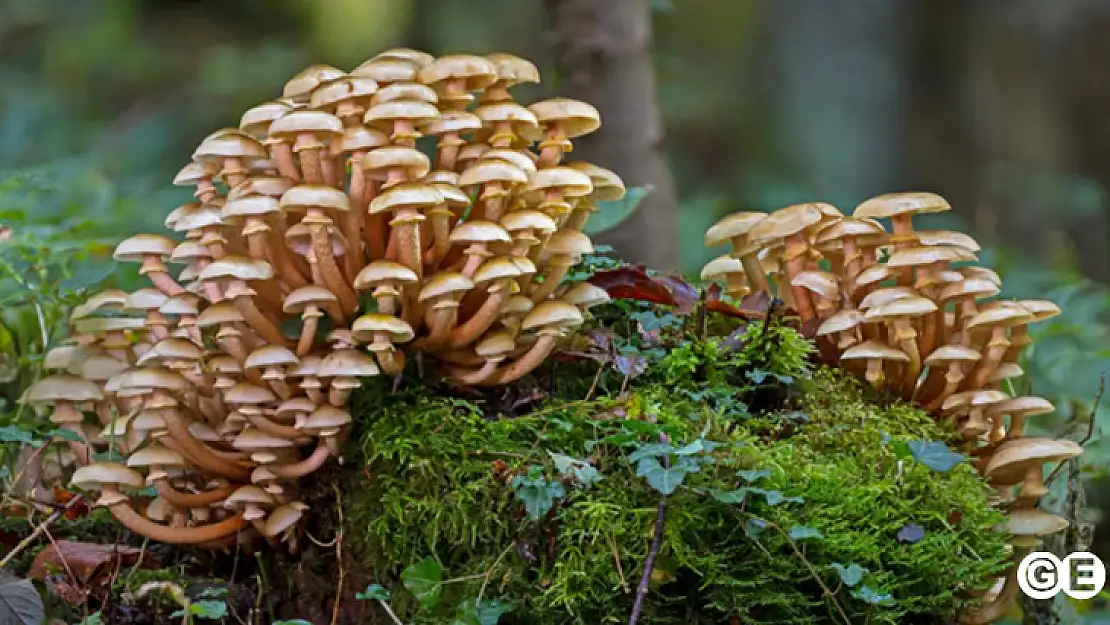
[544, 0, 679, 270]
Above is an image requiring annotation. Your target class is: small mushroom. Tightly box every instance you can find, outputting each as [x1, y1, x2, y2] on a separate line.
[840, 340, 908, 390]
[983, 437, 1082, 506]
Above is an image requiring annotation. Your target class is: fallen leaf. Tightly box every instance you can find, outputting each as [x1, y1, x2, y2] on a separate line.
[657, 275, 698, 315]
[588, 265, 675, 306]
[705, 284, 769, 321]
[28, 541, 154, 591]
[53, 487, 89, 520]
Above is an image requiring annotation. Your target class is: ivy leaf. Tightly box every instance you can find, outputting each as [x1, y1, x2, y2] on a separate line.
[709, 488, 748, 504]
[195, 587, 227, 599]
[907, 440, 965, 472]
[0, 571, 44, 625]
[547, 452, 601, 487]
[896, 524, 926, 545]
[584, 186, 650, 235]
[748, 488, 803, 506]
[743, 518, 768, 539]
[628, 443, 673, 463]
[189, 600, 227, 620]
[0, 426, 36, 445]
[634, 457, 687, 495]
[401, 557, 444, 611]
[829, 563, 867, 587]
[673, 438, 719, 455]
[511, 467, 566, 520]
[851, 585, 895, 606]
[788, 525, 823, 541]
[355, 584, 391, 601]
[736, 468, 772, 483]
[451, 598, 514, 625]
[45, 428, 84, 443]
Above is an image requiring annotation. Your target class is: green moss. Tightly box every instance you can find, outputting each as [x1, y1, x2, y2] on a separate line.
[345, 322, 1008, 624]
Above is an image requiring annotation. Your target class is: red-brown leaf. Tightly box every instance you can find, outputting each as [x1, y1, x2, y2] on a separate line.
[29, 540, 154, 588]
[657, 274, 698, 315]
[587, 265, 676, 306]
[705, 286, 771, 320]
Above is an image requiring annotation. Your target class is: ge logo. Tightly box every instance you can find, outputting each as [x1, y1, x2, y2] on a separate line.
[1017, 551, 1106, 600]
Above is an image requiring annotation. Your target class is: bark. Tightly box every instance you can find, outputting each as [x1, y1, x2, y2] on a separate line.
[544, 0, 679, 270]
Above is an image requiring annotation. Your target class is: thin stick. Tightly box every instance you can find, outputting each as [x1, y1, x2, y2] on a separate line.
[477, 542, 516, 606]
[629, 494, 666, 625]
[330, 484, 346, 625]
[377, 599, 404, 625]
[0, 494, 83, 569]
[1046, 373, 1104, 488]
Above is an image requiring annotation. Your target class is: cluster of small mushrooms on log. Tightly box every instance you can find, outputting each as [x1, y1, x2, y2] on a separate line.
[702, 194, 1082, 623]
[21, 49, 619, 551]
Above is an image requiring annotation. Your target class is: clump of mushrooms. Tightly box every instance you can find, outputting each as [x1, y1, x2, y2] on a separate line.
[703, 194, 1078, 623]
[48, 49, 615, 553]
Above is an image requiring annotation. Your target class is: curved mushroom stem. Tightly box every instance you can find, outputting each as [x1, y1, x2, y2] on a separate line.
[232, 293, 293, 349]
[267, 442, 331, 479]
[267, 231, 310, 289]
[344, 154, 369, 279]
[414, 304, 458, 352]
[891, 322, 923, 397]
[1005, 325, 1031, 364]
[424, 206, 455, 270]
[529, 263, 572, 303]
[154, 479, 237, 508]
[372, 344, 405, 376]
[142, 258, 186, 298]
[783, 234, 816, 322]
[443, 290, 508, 350]
[1006, 411, 1026, 439]
[243, 412, 304, 440]
[964, 327, 1009, 391]
[309, 225, 359, 314]
[270, 142, 300, 181]
[296, 311, 320, 357]
[924, 369, 965, 413]
[737, 253, 772, 297]
[470, 331, 561, 387]
[162, 410, 253, 481]
[446, 359, 501, 385]
[328, 380, 357, 407]
[109, 500, 248, 545]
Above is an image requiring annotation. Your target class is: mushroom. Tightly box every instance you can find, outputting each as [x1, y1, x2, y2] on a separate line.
[840, 340, 908, 390]
[318, 348, 380, 406]
[941, 389, 1009, 446]
[279, 184, 359, 314]
[704, 212, 772, 295]
[527, 98, 601, 167]
[983, 437, 1082, 506]
[268, 110, 343, 184]
[863, 296, 937, 395]
[20, 374, 104, 465]
[747, 203, 825, 322]
[853, 192, 951, 287]
[961, 305, 1034, 391]
[199, 256, 290, 347]
[351, 314, 414, 375]
[986, 396, 1055, 441]
[114, 234, 183, 297]
[701, 255, 750, 300]
[529, 229, 593, 303]
[282, 286, 340, 356]
[918, 345, 982, 410]
[481, 52, 541, 104]
[244, 346, 300, 400]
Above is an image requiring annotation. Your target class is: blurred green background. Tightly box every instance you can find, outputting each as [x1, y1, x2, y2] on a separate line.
[2, 0, 1110, 619]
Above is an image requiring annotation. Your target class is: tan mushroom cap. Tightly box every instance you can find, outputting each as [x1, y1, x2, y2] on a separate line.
[301, 405, 352, 431]
[21, 374, 104, 405]
[940, 277, 1000, 301]
[282, 64, 345, 101]
[700, 255, 745, 281]
[1016, 300, 1061, 322]
[966, 306, 1034, 331]
[239, 101, 293, 137]
[522, 300, 584, 331]
[840, 340, 909, 362]
[225, 484, 275, 507]
[119, 368, 193, 392]
[71, 290, 130, 318]
[480, 150, 537, 175]
[418, 54, 497, 91]
[814, 217, 887, 244]
[222, 194, 281, 221]
[960, 266, 1003, 286]
[264, 502, 310, 538]
[858, 287, 921, 310]
[985, 437, 1082, 484]
[124, 288, 169, 312]
[559, 282, 611, 309]
[373, 82, 439, 105]
[912, 230, 981, 251]
[71, 317, 146, 335]
[233, 429, 295, 450]
[363, 99, 440, 131]
[854, 192, 951, 220]
[419, 272, 475, 301]
[476, 331, 516, 358]
[224, 382, 278, 405]
[475, 101, 541, 131]
[854, 264, 897, 290]
[353, 261, 420, 291]
[567, 162, 626, 202]
[864, 296, 938, 321]
[362, 146, 431, 179]
[351, 57, 419, 83]
[126, 445, 186, 468]
[71, 462, 145, 491]
[196, 302, 245, 328]
[199, 256, 275, 283]
[545, 229, 594, 257]
[791, 270, 839, 300]
[173, 161, 219, 186]
[987, 396, 1054, 417]
[500, 210, 558, 235]
[114, 234, 176, 262]
[268, 110, 344, 140]
[424, 110, 483, 136]
[748, 203, 824, 242]
[996, 509, 1069, 547]
[351, 314, 416, 344]
[319, 349, 380, 377]
[372, 47, 436, 67]
[924, 344, 982, 366]
[368, 182, 443, 215]
[485, 52, 541, 85]
[704, 212, 768, 247]
[459, 159, 529, 187]
[280, 184, 351, 213]
[449, 220, 513, 245]
[309, 76, 379, 110]
[524, 167, 594, 197]
[245, 345, 299, 371]
[283, 286, 338, 315]
[989, 362, 1024, 382]
[528, 98, 601, 137]
[193, 131, 268, 162]
[886, 246, 969, 268]
[137, 338, 204, 365]
[816, 309, 864, 336]
[473, 257, 523, 284]
[942, 389, 1009, 411]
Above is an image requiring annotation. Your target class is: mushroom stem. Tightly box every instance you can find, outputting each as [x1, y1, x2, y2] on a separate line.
[233, 294, 293, 349]
[864, 359, 885, 390]
[784, 233, 816, 322]
[296, 313, 319, 357]
[271, 143, 300, 181]
[162, 410, 253, 481]
[267, 441, 331, 478]
[446, 359, 500, 385]
[310, 225, 359, 314]
[442, 289, 508, 350]
[964, 327, 1009, 391]
[924, 369, 964, 413]
[957, 551, 1025, 625]
[109, 500, 248, 545]
[471, 331, 561, 386]
[529, 264, 571, 303]
[154, 479, 236, 508]
[738, 254, 772, 296]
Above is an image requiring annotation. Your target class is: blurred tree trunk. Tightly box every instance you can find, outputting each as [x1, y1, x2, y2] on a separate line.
[544, 0, 679, 270]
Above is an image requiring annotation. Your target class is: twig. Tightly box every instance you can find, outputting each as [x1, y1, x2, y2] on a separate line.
[477, 542, 516, 606]
[0, 493, 83, 569]
[330, 484, 346, 625]
[376, 599, 404, 625]
[584, 360, 606, 402]
[1046, 373, 1104, 488]
[629, 433, 669, 625]
[609, 533, 630, 593]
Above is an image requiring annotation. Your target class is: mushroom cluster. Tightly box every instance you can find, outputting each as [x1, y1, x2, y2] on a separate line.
[703, 193, 1082, 623]
[27, 49, 617, 550]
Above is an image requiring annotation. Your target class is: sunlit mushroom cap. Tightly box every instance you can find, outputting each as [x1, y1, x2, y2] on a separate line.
[225, 485, 275, 507]
[283, 286, 338, 314]
[853, 192, 951, 220]
[476, 331, 516, 359]
[559, 282, 611, 309]
[449, 220, 512, 245]
[279, 184, 350, 213]
[853, 265, 897, 290]
[333, 126, 390, 155]
[373, 81, 439, 104]
[940, 277, 1000, 301]
[301, 405, 352, 431]
[363, 99, 440, 130]
[791, 271, 839, 300]
[459, 158, 529, 187]
[522, 300, 584, 331]
[290, 356, 321, 378]
[419, 272, 475, 301]
[319, 349, 380, 377]
[351, 314, 415, 343]
[44, 345, 83, 372]
[362, 146, 431, 179]
[1016, 300, 1061, 322]
[858, 287, 918, 310]
[500, 210, 558, 235]
[966, 306, 1034, 330]
[748, 203, 824, 242]
[233, 429, 294, 450]
[984, 437, 1082, 484]
[816, 309, 863, 336]
[959, 266, 1002, 286]
[126, 444, 185, 468]
[224, 383, 278, 405]
[199, 256, 274, 282]
[546, 229, 594, 257]
[989, 362, 1024, 382]
[369, 182, 443, 215]
[222, 194, 281, 222]
[282, 64, 345, 101]
[309, 76, 379, 110]
[268, 110, 343, 140]
[473, 257, 523, 284]
[704, 212, 767, 247]
[245, 346, 299, 371]
[479, 150, 537, 175]
[864, 296, 938, 322]
[814, 217, 886, 244]
[911, 230, 981, 251]
[565, 161, 626, 202]
[419, 54, 497, 92]
[700, 255, 745, 281]
[173, 161, 219, 186]
[840, 340, 908, 362]
[123, 288, 169, 313]
[485, 52, 541, 85]
[886, 246, 968, 267]
[352, 57, 419, 83]
[528, 98, 601, 137]
[276, 397, 317, 420]
[196, 302, 245, 328]
[264, 501, 310, 538]
[942, 389, 1009, 412]
[372, 47, 436, 67]
[475, 102, 541, 136]
[996, 509, 1069, 547]
[524, 167, 594, 197]
[71, 462, 145, 491]
[353, 261, 419, 292]
[239, 101, 293, 137]
[136, 338, 204, 367]
[71, 289, 130, 319]
[503, 295, 535, 315]
[114, 234, 176, 262]
[21, 374, 104, 404]
[987, 396, 1054, 417]
[424, 110, 482, 136]
[120, 368, 192, 392]
[923, 345, 981, 366]
[193, 131, 268, 162]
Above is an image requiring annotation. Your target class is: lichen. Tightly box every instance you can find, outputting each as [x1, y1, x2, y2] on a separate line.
[345, 320, 1009, 624]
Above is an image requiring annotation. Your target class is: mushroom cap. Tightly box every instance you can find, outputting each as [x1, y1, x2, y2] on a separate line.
[522, 300, 584, 331]
[527, 98, 601, 137]
[816, 309, 864, 336]
[126, 444, 186, 468]
[233, 428, 294, 450]
[245, 345, 299, 370]
[500, 210, 558, 234]
[268, 110, 343, 138]
[224, 382, 278, 405]
[840, 340, 909, 362]
[309, 76, 379, 110]
[419, 272, 475, 301]
[351, 57, 419, 83]
[72, 462, 145, 491]
[987, 396, 1054, 417]
[78, 355, 130, 383]
[485, 52, 540, 85]
[196, 302, 245, 328]
[854, 264, 897, 289]
[940, 277, 1000, 301]
[559, 282, 611, 309]
[473, 257, 523, 284]
[923, 344, 982, 366]
[173, 202, 224, 232]
[449, 220, 513, 244]
[853, 192, 951, 220]
[124, 288, 169, 312]
[503, 295, 535, 315]
[351, 314, 415, 343]
[230, 175, 297, 201]
[71, 289, 130, 318]
[942, 389, 1009, 411]
[239, 100, 293, 137]
[791, 270, 839, 300]
[704, 212, 768, 247]
[1016, 299, 1061, 322]
[814, 217, 886, 244]
[369, 183, 443, 215]
[169, 241, 209, 263]
[524, 167, 594, 197]
[44, 345, 83, 372]
[283, 286, 339, 314]
[373, 81, 439, 104]
[353, 261, 419, 291]
[886, 245, 968, 267]
[858, 286, 917, 310]
[989, 362, 1024, 382]
[130, 410, 166, 431]
[199, 256, 274, 282]
[113, 234, 176, 262]
[700, 255, 745, 281]
[748, 203, 824, 242]
[319, 349, 380, 377]
[136, 338, 204, 366]
[565, 161, 626, 201]
[424, 110, 483, 136]
[966, 306, 1034, 330]
[959, 266, 1002, 286]
[334, 125, 390, 154]
[475, 102, 541, 136]
[71, 317, 146, 334]
[222, 194, 281, 221]
[193, 131, 268, 161]
[418, 54, 497, 91]
[362, 99, 440, 130]
[362, 146, 430, 178]
[984, 437, 1082, 484]
[264, 501, 310, 538]
[208, 355, 242, 375]
[372, 47, 435, 67]
[173, 161, 219, 185]
[302, 405, 352, 430]
[459, 158, 529, 186]
[225, 485, 275, 507]
[119, 368, 192, 392]
[476, 331, 517, 358]
[282, 64, 345, 100]
[546, 229, 594, 257]
[21, 374, 104, 404]
[864, 296, 938, 321]
[480, 149, 537, 175]
[280, 184, 350, 213]
[276, 397, 317, 419]
[996, 509, 1068, 541]
[912, 230, 981, 252]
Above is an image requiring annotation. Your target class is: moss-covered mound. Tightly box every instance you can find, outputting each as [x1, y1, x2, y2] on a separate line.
[347, 322, 1009, 624]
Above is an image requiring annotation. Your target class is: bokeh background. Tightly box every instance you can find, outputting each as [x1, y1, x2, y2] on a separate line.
[3, 0, 1110, 618]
